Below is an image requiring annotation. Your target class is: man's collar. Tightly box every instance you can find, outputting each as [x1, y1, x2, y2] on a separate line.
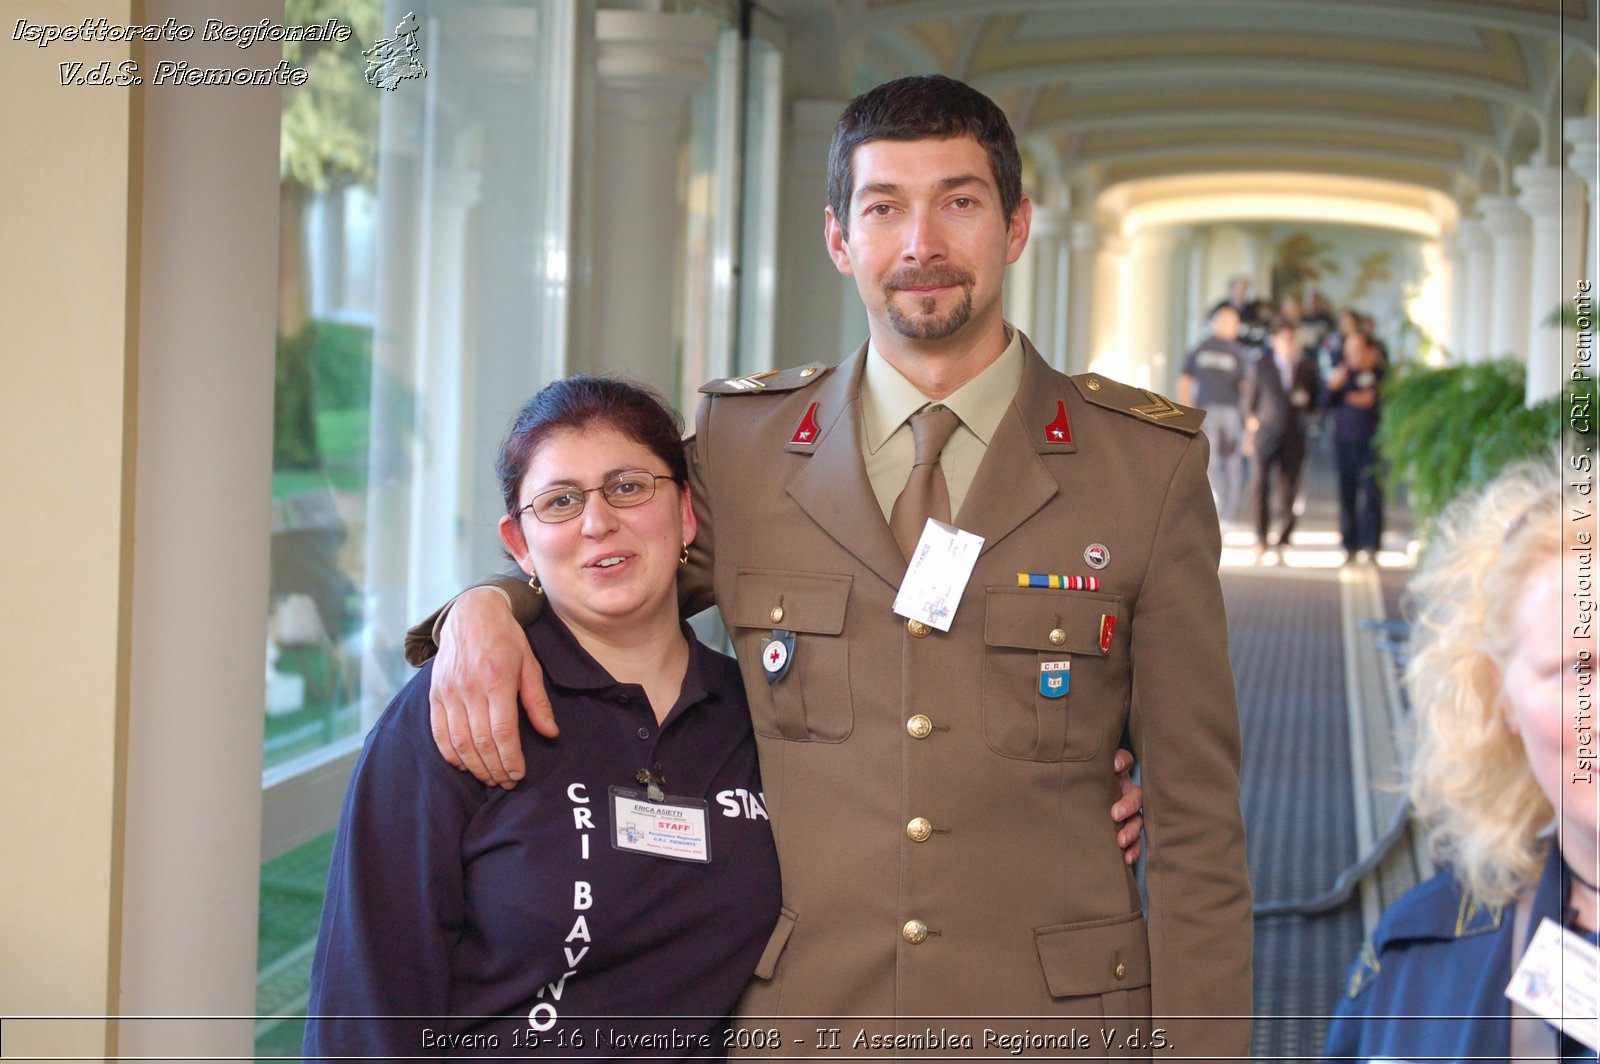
[861, 325, 1023, 451]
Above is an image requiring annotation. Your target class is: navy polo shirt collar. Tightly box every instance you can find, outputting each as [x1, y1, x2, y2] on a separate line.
[1374, 841, 1564, 949]
[526, 609, 718, 718]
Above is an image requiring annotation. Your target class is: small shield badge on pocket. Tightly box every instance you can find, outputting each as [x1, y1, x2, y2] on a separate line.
[1039, 659, 1071, 698]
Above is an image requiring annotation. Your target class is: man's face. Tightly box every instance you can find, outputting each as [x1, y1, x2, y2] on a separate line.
[1271, 327, 1300, 360]
[824, 135, 1029, 346]
[1211, 306, 1241, 342]
[1345, 335, 1376, 370]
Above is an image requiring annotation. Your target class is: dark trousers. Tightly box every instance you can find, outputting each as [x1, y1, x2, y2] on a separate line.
[1334, 436, 1384, 552]
[1246, 435, 1306, 545]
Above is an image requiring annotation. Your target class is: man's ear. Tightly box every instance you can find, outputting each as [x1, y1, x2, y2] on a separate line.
[824, 205, 855, 278]
[1004, 194, 1032, 266]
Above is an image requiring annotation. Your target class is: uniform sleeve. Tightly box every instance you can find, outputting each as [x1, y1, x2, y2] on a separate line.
[679, 398, 719, 620]
[1125, 430, 1255, 1055]
[302, 670, 482, 1061]
[404, 571, 546, 666]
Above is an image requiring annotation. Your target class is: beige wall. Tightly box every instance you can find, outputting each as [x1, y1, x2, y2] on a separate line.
[0, 2, 139, 1056]
[1, 1, 280, 1057]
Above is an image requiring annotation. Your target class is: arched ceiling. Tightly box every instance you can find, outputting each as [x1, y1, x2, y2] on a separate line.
[777, 0, 1598, 221]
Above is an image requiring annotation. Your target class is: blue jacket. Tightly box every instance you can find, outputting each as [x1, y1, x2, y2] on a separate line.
[1323, 845, 1567, 1063]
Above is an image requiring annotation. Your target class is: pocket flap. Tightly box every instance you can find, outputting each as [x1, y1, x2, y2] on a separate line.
[1034, 911, 1151, 997]
[985, 587, 1121, 655]
[752, 907, 798, 980]
[727, 570, 851, 635]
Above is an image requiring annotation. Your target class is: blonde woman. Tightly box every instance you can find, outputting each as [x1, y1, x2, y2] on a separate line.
[1325, 455, 1596, 1062]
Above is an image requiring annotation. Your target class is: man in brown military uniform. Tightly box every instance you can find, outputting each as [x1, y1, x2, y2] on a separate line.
[414, 75, 1251, 1058]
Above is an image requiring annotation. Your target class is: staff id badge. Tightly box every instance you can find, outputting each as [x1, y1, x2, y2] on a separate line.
[609, 787, 711, 863]
[1506, 916, 1600, 1050]
[892, 519, 984, 632]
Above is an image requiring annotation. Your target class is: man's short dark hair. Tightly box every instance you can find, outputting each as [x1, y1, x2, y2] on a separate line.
[1269, 316, 1297, 335]
[827, 74, 1023, 239]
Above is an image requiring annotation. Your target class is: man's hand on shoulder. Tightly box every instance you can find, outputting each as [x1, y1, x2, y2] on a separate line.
[429, 587, 555, 788]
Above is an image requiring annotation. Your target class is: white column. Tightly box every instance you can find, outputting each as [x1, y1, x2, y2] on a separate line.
[1478, 195, 1532, 362]
[1092, 231, 1133, 382]
[1026, 205, 1067, 369]
[1165, 227, 1196, 379]
[1244, 225, 1275, 298]
[1515, 164, 1585, 403]
[1565, 116, 1599, 292]
[1456, 217, 1494, 363]
[1066, 219, 1099, 375]
[775, 98, 851, 366]
[408, 169, 480, 614]
[590, 10, 720, 393]
[1185, 232, 1208, 349]
[1125, 227, 1178, 391]
[117, 2, 281, 1057]
[1438, 231, 1467, 361]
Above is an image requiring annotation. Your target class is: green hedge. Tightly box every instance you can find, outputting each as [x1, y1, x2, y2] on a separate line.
[1376, 359, 1590, 523]
[273, 319, 374, 472]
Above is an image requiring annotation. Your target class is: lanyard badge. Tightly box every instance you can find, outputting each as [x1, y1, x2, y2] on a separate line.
[610, 770, 711, 864]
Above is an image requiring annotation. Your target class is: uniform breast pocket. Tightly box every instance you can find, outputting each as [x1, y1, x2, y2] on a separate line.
[726, 569, 853, 742]
[982, 588, 1125, 761]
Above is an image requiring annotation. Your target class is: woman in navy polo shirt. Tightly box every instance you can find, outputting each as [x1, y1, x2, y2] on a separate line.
[1324, 456, 1596, 1062]
[304, 378, 782, 1060]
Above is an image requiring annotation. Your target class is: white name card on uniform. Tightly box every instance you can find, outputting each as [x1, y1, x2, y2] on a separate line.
[609, 788, 711, 864]
[893, 519, 983, 632]
[1506, 916, 1600, 1050]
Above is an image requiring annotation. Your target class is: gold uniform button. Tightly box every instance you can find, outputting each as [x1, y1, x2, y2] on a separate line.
[907, 618, 932, 638]
[1048, 627, 1067, 646]
[906, 714, 934, 739]
[769, 605, 784, 623]
[800, 366, 817, 377]
[906, 817, 932, 842]
[902, 919, 929, 944]
[1086, 377, 1102, 391]
[1114, 962, 1128, 980]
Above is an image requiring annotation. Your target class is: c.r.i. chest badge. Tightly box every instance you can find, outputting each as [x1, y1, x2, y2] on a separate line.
[760, 629, 795, 684]
[1040, 659, 1071, 698]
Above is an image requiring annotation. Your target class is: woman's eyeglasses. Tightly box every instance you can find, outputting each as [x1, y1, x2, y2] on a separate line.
[516, 470, 674, 524]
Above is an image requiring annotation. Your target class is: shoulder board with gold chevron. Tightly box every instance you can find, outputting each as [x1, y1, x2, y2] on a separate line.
[700, 363, 831, 395]
[1070, 373, 1204, 434]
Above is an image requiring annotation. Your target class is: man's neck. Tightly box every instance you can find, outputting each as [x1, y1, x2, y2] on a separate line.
[871, 319, 1011, 401]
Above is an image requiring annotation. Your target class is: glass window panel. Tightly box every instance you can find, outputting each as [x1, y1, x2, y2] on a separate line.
[735, 33, 783, 376]
[258, 0, 577, 1048]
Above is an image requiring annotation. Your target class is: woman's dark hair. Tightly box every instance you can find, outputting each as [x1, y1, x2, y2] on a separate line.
[497, 376, 687, 514]
[827, 74, 1024, 241]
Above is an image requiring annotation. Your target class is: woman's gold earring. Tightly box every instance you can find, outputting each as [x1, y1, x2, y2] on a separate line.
[679, 541, 690, 566]
[529, 572, 543, 595]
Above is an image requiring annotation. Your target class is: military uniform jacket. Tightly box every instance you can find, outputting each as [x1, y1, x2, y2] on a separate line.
[687, 337, 1253, 1057]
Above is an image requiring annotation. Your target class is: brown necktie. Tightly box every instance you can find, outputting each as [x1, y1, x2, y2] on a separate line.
[890, 405, 962, 559]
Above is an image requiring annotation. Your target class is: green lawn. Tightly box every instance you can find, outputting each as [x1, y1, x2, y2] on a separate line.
[255, 830, 336, 1061]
